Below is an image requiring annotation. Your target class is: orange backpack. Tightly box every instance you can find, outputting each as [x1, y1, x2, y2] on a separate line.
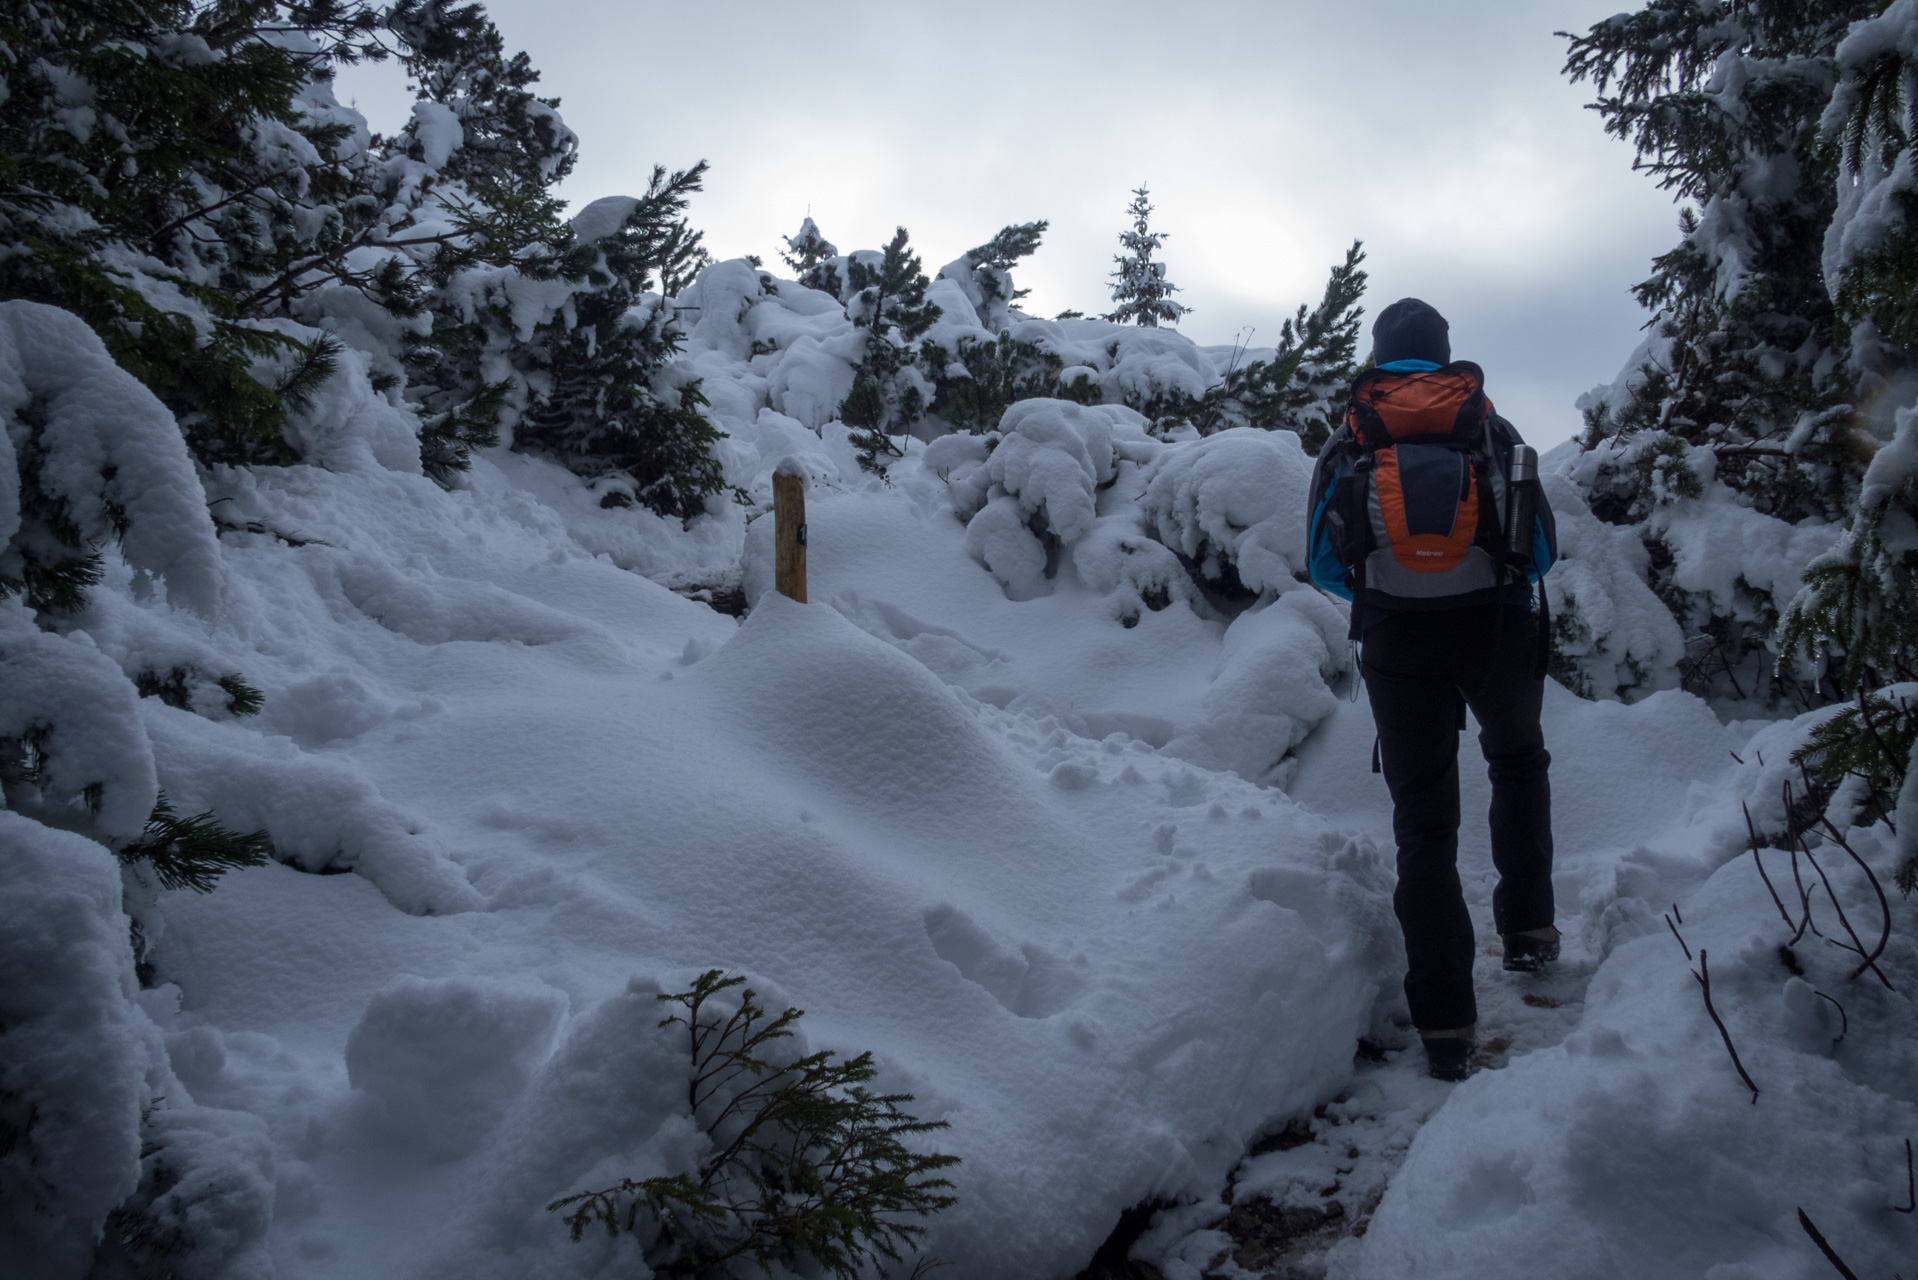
[1306, 361, 1555, 639]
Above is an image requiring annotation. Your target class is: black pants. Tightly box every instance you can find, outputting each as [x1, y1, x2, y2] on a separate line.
[1362, 603, 1554, 1032]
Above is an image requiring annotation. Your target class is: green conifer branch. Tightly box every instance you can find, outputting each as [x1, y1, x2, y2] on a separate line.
[548, 969, 958, 1279]
[118, 794, 272, 894]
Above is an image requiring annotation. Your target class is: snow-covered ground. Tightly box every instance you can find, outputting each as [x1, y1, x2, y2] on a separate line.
[6, 286, 1915, 1280]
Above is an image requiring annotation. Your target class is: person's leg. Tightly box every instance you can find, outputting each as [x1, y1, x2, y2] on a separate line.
[1363, 613, 1478, 1034]
[1454, 605, 1555, 940]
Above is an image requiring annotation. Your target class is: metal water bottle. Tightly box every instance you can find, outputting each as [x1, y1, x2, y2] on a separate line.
[1504, 444, 1539, 565]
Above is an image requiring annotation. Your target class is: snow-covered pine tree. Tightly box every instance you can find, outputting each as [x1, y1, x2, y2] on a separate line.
[1782, 0, 1918, 700]
[1778, 2, 1918, 884]
[0, 0, 388, 466]
[1561, 0, 1889, 708]
[939, 220, 1048, 332]
[513, 165, 728, 520]
[373, 0, 581, 479]
[839, 227, 941, 471]
[1106, 186, 1186, 328]
[925, 220, 1070, 432]
[361, 3, 725, 510]
[781, 216, 842, 296]
[1191, 241, 1367, 451]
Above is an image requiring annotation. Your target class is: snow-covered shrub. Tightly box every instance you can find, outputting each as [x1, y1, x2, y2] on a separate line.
[0, 304, 221, 846]
[0, 0, 386, 467]
[1554, 436, 1840, 706]
[951, 399, 1157, 599]
[1780, 407, 1918, 888]
[0, 0, 735, 518]
[1824, 0, 1918, 371]
[0, 815, 278, 1280]
[1142, 427, 1314, 597]
[1070, 514, 1200, 626]
[548, 971, 958, 1279]
[1161, 590, 1348, 788]
[0, 813, 154, 1273]
[1535, 462, 1686, 702]
[508, 168, 728, 519]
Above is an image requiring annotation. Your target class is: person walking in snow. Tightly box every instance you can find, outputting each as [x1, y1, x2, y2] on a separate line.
[1304, 299, 1560, 1082]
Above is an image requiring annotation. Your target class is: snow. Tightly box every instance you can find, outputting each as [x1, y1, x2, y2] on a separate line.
[0, 812, 151, 1274]
[1340, 800, 1917, 1279]
[0, 302, 225, 616]
[1544, 441, 1689, 701]
[124, 469, 1404, 1276]
[7, 233, 1918, 1280]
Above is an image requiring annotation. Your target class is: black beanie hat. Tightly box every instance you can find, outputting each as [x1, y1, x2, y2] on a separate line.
[1372, 297, 1451, 366]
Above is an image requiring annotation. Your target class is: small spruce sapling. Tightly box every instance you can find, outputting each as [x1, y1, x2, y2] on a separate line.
[1106, 186, 1186, 328]
[782, 217, 843, 297]
[839, 228, 942, 472]
[549, 970, 958, 1279]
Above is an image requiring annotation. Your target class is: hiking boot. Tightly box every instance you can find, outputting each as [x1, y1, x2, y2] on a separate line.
[1422, 1036, 1473, 1082]
[1502, 926, 1561, 973]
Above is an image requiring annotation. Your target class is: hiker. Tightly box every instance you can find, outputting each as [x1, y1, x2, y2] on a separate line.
[1304, 298, 1560, 1082]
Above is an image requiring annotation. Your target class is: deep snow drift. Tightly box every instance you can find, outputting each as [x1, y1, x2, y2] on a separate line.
[5, 277, 1915, 1280]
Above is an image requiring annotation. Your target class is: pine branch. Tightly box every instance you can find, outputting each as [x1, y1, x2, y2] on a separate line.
[118, 794, 271, 894]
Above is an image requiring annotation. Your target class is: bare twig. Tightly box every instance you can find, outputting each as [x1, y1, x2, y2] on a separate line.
[1665, 913, 1693, 960]
[1796, 1207, 1861, 1280]
[1784, 778, 1825, 945]
[1899, 1138, 1915, 1215]
[1812, 990, 1848, 1046]
[1789, 842, 1820, 943]
[1746, 803, 1797, 930]
[1812, 813, 1895, 990]
[1672, 902, 1684, 925]
[1692, 951, 1759, 1103]
[1801, 838, 1894, 991]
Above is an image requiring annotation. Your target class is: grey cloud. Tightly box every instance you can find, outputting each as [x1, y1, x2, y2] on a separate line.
[334, 0, 1684, 443]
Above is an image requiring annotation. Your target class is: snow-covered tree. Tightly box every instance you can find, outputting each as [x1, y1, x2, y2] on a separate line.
[781, 216, 842, 296]
[938, 219, 1048, 332]
[1106, 186, 1186, 328]
[839, 227, 941, 471]
[513, 166, 728, 520]
[1191, 241, 1367, 451]
[1782, 0, 1918, 702]
[0, 0, 393, 466]
[1560, 0, 1895, 708]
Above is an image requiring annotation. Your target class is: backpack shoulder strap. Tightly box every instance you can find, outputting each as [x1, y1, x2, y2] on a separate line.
[1488, 411, 1524, 450]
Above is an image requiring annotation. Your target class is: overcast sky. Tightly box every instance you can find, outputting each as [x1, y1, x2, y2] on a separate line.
[339, 1, 1680, 449]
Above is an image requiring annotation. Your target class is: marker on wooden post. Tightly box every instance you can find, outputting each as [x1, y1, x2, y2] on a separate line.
[772, 462, 807, 603]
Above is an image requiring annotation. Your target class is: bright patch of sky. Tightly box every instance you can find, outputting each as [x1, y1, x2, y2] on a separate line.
[337, 0, 1682, 448]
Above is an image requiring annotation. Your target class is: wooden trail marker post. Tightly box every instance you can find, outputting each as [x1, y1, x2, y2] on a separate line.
[773, 469, 807, 602]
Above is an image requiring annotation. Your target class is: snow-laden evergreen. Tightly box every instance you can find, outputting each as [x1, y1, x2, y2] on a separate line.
[1106, 186, 1187, 329]
[1562, 0, 1896, 710]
